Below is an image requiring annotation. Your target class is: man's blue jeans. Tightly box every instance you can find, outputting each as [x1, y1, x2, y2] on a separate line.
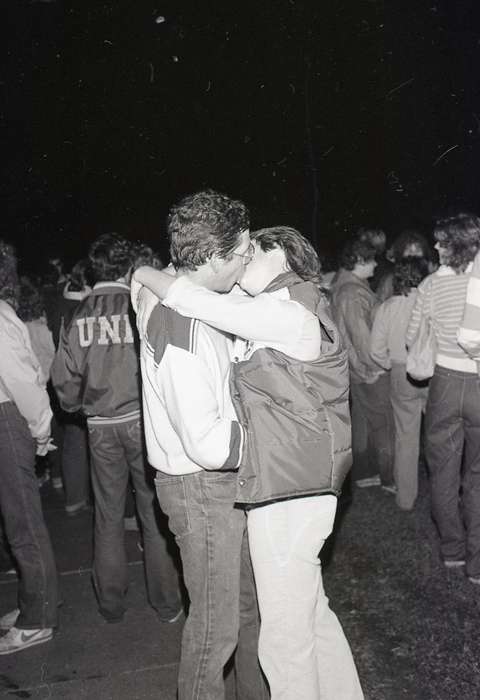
[425, 365, 480, 577]
[155, 469, 268, 700]
[88, 418, 181, 619]
[0, 402, 58, 629]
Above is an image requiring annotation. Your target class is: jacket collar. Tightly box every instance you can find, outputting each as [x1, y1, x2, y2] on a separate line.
[262, 271, 303, 294]
[91, 281, 130, 295]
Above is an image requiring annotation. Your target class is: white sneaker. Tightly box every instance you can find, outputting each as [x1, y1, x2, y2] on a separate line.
[444, 559, 466, 569]
[355, 475, 381, 488]
[0, 608, 20, 631]
[0, 626, 52, 655]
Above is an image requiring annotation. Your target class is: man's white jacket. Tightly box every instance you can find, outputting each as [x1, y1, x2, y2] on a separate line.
[132, 286, 245, 476]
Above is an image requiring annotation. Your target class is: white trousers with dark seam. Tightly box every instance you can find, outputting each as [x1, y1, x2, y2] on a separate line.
[247, 495, 364, 700]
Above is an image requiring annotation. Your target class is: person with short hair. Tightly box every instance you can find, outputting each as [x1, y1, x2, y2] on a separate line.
[371, 257, 430, 509]
[0, 241, 58, 655]
[132, 190, 267, 700]
[331, 239, 395, 489]
[51, 233, 181, 623]
[407, 213, 480, 580]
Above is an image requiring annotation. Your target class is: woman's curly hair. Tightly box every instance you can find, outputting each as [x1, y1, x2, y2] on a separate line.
[0, 240, 20, 308]
[252, 226, 322, 284]
[392, 257, 430, 296]
[434, 213, 480, 273]
[387, 229, 432, 262]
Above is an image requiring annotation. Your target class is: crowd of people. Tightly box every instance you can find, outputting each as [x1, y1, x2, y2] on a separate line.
[1, 191, 480, 700]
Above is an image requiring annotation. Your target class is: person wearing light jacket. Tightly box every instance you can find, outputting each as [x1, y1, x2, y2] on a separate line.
[134, 225, 363, 700]
[132, 191, 267, 700]
[370, 258, 429, 510]
[0, 241, 58, 655]
[51, 233, 181, 624]
[406, 213, 480, 583]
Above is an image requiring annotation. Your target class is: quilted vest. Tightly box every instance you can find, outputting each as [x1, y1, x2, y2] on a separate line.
[231, 272, 352, 507]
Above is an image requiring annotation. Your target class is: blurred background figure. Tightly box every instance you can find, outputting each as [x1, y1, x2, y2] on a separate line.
[370, 257, 430, 510]
[376, 229, 435, 302]
[331, 238, 395, 491]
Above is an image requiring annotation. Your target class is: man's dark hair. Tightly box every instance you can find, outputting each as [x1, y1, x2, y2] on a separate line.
[89, 233, 133, 282]
[434, 213, 480, 273]
[252, 226, 322, 284]
[392, 257, 429, 296]
[0, 240, 19, 308]
[168, 189, 249, 270]
[339, 239, 377, 271]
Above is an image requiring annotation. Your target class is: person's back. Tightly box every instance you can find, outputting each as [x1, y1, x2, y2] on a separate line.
[406, 213, 480, 582]
[52, 233, 181, 624]
[371, 258, 429, 510]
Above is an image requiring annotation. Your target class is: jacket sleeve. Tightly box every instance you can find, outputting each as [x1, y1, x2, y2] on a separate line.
[164, 277, 320, 360]
[0, 325, 52, 440]
[339, 291, 380, 377]
[370, 302, 391, 370]
[157, 346, 245, 471]
[50, 321, 83, 413]
[458, 253, 480, 357]
[406, 277, 430, 348]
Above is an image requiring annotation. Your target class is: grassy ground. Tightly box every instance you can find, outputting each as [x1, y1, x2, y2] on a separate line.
[324, 464, 480, 700]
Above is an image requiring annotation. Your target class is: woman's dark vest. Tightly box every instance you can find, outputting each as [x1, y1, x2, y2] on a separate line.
[231, 272, 352, 507]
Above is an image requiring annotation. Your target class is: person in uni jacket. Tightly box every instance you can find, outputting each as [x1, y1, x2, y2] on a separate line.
[133, 225, 364, 700]
[51, 233, 181, 623]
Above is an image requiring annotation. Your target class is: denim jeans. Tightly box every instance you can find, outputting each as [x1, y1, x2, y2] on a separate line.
[390, 364, 428, 510]
[425, 365, 480, 576]
[88, 418, 181, 619]
[50, 410, 90, 508]
[155, 470, 267, 700]
[0, 402, 58, 629]
[350, 373, 395, 485]
[248, 496, 363, 700]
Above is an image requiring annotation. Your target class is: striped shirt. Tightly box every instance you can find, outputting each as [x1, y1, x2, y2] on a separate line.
[406, 265, 476, 373]
[458, 252, 480, 357]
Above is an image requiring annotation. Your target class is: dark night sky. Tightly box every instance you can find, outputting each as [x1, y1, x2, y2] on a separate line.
[2, 1, 480, 273]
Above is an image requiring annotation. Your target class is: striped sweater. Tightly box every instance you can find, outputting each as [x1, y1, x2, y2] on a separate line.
[458, 252, 480, 358]
[406, 265, 476, 373]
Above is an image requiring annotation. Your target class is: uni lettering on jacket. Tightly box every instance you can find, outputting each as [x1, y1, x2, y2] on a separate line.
[76, 314, 134, 347]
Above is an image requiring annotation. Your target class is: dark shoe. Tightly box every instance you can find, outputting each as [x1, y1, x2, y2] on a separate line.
[157, 607, 183, 624]
[99, 608, 125, 624]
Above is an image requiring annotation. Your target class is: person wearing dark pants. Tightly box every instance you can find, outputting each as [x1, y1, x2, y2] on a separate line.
[0, 240, 58, 655]
[51, 233, 181, 622]
[89, 418, 180, 618]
